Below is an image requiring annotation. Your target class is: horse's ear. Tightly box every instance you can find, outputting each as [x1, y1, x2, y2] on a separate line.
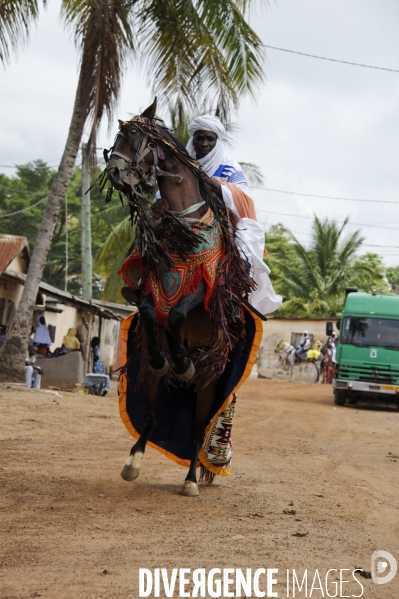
[141, 97, 157, 119]
[118, 119, 124, 127]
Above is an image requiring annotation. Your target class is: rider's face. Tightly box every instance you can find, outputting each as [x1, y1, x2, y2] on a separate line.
[193, 130, 218, 158]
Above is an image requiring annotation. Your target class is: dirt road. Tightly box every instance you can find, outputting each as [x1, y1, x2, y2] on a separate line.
[0, 379, 398, 599]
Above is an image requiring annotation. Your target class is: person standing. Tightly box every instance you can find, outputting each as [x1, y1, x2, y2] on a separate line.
[90, 337, 109, 396]
[33, 315, 52, 355]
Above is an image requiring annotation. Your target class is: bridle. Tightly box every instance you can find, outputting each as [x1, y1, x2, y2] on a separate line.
[105, 129, 158, 198]
[104, 117, 183, 201]
[275, 341, 294, 357]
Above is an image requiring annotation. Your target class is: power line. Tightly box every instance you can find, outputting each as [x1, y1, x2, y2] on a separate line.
[256, 209, 399, 237]
[143, 18, 399, 74]
[252, 186, 399, 204]
[358, 243, 399, 249]
[262, 44, 399, 73]
[0, 195, 48, 218]
[257, 208, 399, 232]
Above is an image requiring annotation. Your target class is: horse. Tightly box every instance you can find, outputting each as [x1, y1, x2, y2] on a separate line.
[274, 340, 320, 382]
[105, 99, 257, 496]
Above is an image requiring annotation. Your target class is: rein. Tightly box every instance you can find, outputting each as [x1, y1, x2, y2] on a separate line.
[104, 121, 183, 205]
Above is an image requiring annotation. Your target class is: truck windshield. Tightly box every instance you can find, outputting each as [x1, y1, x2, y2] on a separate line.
[341, 316, 399, 349]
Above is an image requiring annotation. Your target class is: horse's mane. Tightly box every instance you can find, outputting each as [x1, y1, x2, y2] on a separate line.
[156, 122, 188, 156]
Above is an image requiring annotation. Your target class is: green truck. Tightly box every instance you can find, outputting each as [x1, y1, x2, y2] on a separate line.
[332, 291, 399, 407]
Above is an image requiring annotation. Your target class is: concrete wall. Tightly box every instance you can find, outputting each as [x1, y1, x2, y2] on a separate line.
[43, 309, 121, 375]
[39, 351, 84, 390]
[258, 318, 339, 381]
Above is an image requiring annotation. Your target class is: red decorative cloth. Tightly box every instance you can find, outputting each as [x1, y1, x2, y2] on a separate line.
[119, 209, 224, 325]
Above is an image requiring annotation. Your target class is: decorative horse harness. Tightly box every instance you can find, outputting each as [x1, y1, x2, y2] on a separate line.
[104, 117, 185, 205]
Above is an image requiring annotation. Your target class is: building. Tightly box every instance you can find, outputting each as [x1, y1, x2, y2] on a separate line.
[0, 234, 135, 385]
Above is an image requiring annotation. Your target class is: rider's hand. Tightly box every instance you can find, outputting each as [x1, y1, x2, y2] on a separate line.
[206, 176, 222, 198]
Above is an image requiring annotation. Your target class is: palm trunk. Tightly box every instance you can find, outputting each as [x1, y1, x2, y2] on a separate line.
[0, 73, 86, 382]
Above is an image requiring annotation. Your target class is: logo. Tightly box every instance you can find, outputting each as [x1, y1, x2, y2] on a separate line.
[371, 550, 397, 584]
[370, 349, 377, 358]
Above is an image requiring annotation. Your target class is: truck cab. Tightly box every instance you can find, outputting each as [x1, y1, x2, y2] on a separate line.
[333, 291, 399, 407]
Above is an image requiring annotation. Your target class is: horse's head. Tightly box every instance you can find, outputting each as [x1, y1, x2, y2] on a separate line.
[275, 340, 285, 353]
[106, 98, 160, 193]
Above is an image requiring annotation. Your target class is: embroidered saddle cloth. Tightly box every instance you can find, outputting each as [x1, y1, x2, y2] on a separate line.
[119, 208, 224, 325]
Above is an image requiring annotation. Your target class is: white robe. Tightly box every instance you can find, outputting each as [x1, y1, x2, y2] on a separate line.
[220, 185, 282, 315]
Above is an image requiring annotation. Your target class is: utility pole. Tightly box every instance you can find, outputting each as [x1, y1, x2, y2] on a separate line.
[81, 143, 92, 301]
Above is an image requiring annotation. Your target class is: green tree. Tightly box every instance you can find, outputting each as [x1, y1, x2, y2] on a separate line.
[353, 253, 389, 293]
[386, 265, 399, 294]
[0, 160, 54, 245]
[1, 0, 266, 381]
[265, 223, 299, 285]
[270, 216, 384, 317]
[0, 162, 114, 295]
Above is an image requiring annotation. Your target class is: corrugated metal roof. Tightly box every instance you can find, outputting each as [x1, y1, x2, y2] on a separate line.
[2, 270, 132, 321]
[0, 234, 29, 275]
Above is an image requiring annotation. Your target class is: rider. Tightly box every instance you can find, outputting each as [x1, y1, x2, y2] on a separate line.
[185, 114, 282, 316]
[296, 330, 311, 359]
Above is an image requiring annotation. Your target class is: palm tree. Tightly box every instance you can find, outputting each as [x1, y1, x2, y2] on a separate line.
[0, 0, 266, 380]
[270, 216, 382, 317]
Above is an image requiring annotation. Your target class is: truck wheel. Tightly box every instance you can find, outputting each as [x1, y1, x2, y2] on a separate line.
[334, 390, 346, 406]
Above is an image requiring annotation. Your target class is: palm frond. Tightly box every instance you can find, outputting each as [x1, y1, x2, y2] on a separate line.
[61, 0, 135, 154]
[0, 0, 44, 65]
[137, 0, 265, 122]
[240, 162, 264, 186]
[94, 214, 135, 302]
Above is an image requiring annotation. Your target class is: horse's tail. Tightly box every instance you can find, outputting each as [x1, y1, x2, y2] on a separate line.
[199, 464, 215, 485]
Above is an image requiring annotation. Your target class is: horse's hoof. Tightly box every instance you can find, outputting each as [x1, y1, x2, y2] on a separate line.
[121, 464, 140, 481]
[181, 481, 199, 497]
[149, 358, 169, 377]
[177, 360, 195, 382]
[121, 451, 143, 481]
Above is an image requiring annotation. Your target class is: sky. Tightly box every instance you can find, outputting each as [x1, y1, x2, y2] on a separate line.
[1, 0, 399, 266]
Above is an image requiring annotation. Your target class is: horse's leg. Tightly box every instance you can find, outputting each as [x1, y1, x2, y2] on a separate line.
[139, 294, 169, 375]
[182, 376, 218, 497]
[121, 369, 161, 481]
[168, 282, 205, 381]
[290, 355, 295, 380]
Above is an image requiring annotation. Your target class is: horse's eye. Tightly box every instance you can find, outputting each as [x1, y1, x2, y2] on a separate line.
[130, 128, 137, 135]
